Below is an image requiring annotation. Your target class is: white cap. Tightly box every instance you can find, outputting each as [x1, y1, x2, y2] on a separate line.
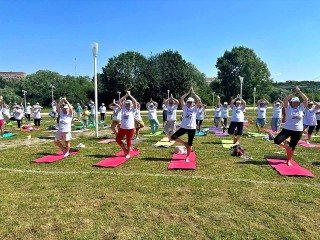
[102, 103, 105, 105]
[308, 101, 314, 105]
[276, 102, 280, 105]
[291, 97, 300, 103]
[63, 105, 69, 109]
[187, 97, 194, 102]
[236, 100, 241, 103]
[36, 102, 39, 105]
[223, 102, 228, 105]
[125, 100, 132, 104]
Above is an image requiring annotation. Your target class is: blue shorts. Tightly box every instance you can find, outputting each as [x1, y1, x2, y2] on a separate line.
[256, 118, 266, 127]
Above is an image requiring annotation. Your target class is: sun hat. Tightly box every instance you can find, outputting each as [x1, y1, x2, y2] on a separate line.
[291, 97, 300, 103]
[187, 97, 194, 102]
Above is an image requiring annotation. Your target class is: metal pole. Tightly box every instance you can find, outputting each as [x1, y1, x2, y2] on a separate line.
[253, 87, 256, 113]
[212, 92, 215, 112]
[167, 90, 170, 99]
[94, 55, 99, 138]
[52, 86, 54, 102]
[239, 76, 244, 98]
[117, 91, 121, 101]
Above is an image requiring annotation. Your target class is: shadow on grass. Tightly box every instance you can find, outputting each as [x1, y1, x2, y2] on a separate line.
[141, 157, 170, 162]
[311, 162, 320, 168]
[264, 154, 288, 160]
[88, 154, 113, 159]
[236, 160, 268, 166]
[38, 136, 55, 140]
[201, 141, 221, 144]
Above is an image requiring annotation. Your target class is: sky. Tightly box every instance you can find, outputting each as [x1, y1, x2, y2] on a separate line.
[1, 0, 320, 82]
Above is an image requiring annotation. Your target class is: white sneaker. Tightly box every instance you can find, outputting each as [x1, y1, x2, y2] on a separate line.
[186, 157, 190, 162]
[125, 154, 130, 159]
[306, 140, 310, 144]
[64, 152, 70, 158]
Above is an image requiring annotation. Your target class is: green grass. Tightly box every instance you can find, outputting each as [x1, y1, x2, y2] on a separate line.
[1, 110, 320, 239]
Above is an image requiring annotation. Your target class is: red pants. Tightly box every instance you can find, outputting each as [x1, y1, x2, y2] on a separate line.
[116, 128, 135, 149]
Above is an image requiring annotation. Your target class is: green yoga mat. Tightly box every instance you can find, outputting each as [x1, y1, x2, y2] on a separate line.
[248, 132, 267, 137]
[153, 137, 175, 148]
[221, 139, 235, 149]
[145, 131, 163, 136]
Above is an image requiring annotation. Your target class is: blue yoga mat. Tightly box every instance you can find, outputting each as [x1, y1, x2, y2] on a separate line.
[3, 133, 15, 138]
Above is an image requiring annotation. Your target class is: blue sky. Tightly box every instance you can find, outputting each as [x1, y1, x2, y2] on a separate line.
[1, 0, 320, 82]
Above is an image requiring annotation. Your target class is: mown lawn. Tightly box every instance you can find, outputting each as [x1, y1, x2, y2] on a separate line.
[1, 109, 320, 239]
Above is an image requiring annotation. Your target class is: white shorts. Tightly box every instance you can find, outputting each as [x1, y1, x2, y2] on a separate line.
[55, 132, 72, 141]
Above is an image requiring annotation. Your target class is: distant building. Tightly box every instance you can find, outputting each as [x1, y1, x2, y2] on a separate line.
[205, 77, 218, 85]
[0, 72, 26, 80]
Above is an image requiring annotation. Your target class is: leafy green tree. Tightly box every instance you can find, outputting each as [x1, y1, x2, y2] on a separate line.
[215, 46, 272, 102]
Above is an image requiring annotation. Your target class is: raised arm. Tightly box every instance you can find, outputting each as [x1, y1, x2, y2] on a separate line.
[230, 95, 239, 108]
[126, 91, 137, 109]
[240, 96, 246, 109]
[180, 87, 192, 108]
[64, 98, 74, 115]
[57, 98, 64, 113]
[217, 96, 221, 107]
[0, 96, 3, 108]
[296, 87, 308, 108]
[191, 87, 202, 109]
[283, 91, 296, 108]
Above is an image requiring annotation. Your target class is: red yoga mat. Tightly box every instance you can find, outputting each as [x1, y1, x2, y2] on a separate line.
[298, 140, 320, 148]
[93, 148, 139, 168]
[263, 129, 279, 134]
[32, 150, 79, 163]
[266, 158, 314, 177]
[168, 152, 196, 170]
[98, 138, 116, 144]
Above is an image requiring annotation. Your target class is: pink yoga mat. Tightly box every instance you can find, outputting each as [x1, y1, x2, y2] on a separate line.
[266, 158, 314, 177]
[264, 129, 279, 134]
[93, 148, 139, 168]
[243, 122, 249, 126]
[98, 138, 116, 144]
[168, 152, 196, 170]
[32, 150, 79, 163]
[215, 131, 229, 136]
[298, 140, 320, 148]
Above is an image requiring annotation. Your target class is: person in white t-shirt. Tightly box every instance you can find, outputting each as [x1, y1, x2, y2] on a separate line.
[228, 95, 246, 144]
[99, 103, 107, 121]
[271, 99, 283, 132]
[134, 102, 145, 139]
[115, 91, 137, 158]
[274, 87, 308, 166]
[54, 98, 74, 158]
[221, 101, 231, 133]
[162, 101, 168, 128]
[108, 100, 122, 136]
[33, 102, 43, 130]
[147, 99, 159, 134]
[0, 96, 4, 137]
[315, 107, 320, 135]
[255, 98, 269, 133]
[196, 104, 206, 132]
[163, 94, 179, 139]
[214, 96, 222, 128]
[24, 102, 32, 121]
[303, 100, 320, 144]
[171, 87, 201, 162]
[14, 105, 24, 128]
[49, 100, 57, 120]
[88, 101, 96, 126]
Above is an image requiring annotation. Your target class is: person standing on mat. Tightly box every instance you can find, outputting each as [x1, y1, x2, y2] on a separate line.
[54, 97, 74, 158]
[75, 103, 82, 121]
[14, 105, 23, 128]
[228, 95, 246, 145]
[221, 100, 230, 133]
[274, 87, 308, 166]
[33, 102, 42, 130]
[147, 98, 159, 134]
[255, 98, 269, 133]
[214, 97, 222, 128]
[88, 100, 96, 126]
[0, 96, 5, 137]
[116, 91, 137, 158]
[303, 100, 320, 144]
[50, 100, 57, 121]
[134, 102, 145, 139]
[164, 94, 179, 139]
[25, 102, 31, 122]
[99, 103, 106, 122]
[271, 99, 283, 132]
[162, 100, 168, 128]
[315, 107, 320, 136]
[108, 100, 122, 136]
[81, 106, 90, 129]
[196, 103, 206, 133]
[171, 87, 201, 162]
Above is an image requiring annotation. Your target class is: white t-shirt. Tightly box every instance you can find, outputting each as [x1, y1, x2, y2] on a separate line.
[25, 106, 31, 114]
[14, 109, 23, 120]
[231, 105, 245, 122]
[272, 106, 283, 118]
[0, 108, 3, 120]
[196, 108, 205, 120]
[303, 107, 317, 126]
[112, 106, 122, 121]
[221, 106, 230, 118]
[162, 104, 167, 111]
[148, 106, 158, 120]
[3, 107, 9, 116]
[99, 106, 106, 113]
[283, 104, 305, 131]
[52, 105, 57, 112]
[134, 107, 142, 121]
[33, 107, 41, 119]
[257, 105, 267, 119]
[180, 105, 198, 129]
[214, 107, 221, 118]
[90, 104, 95, 115]
[316, 109, 320, 121]
[166, 105, 177, 121]
[120, 107, 135, 129]
[58, 111, 73, 132]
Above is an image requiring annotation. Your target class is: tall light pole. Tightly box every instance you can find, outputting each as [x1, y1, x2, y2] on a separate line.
[212, 92, 215, 111]
[239, 76, 244, 98]
[22, 90, 27, 108]
[253, 87, 256, 112]
[49, 84, 55, 102]
[91, 42, 99, 138]
[117, 91, 121, 101]
[167, 90, 170, 99]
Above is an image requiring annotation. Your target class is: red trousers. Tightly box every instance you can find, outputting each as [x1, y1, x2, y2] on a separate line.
[116, 128, 135, 148]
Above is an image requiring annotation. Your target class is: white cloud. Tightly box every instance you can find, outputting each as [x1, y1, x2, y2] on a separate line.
[275, 72, 283, 76]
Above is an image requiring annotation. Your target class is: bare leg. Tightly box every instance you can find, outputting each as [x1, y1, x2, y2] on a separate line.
[278, 143, 293, 166]
[54, 140, 64, 151]
[256, 123, 261, 133]
[186, 145, 192, 162]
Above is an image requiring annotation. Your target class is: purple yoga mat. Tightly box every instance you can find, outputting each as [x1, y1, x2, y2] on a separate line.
[215, 131, 229, 136]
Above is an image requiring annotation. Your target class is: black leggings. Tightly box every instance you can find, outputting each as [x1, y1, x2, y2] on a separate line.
[316, 120, 320, 132]
[274, 128, 302, 151]
[16, 119, 22, 128]
[100, 113, 105, 121]
[303, 125, 315, 135]
[228, 122, 244, 136]
[34, 119, 41, 126]
[171, 128, 196, 146]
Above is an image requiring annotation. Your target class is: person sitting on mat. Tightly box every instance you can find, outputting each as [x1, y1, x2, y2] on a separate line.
[115, 91, 137, 158]
[147, 98, 159, 134]
[134, 102, 145, 139]
[256, 98, 269, 133]
[54, 98, 74, 158]
[271, 99, 283, 132]
[108, 99, 122, 136]
[228, 94, 246, 145]
[214, 96, 222, 128]
[303, 99, 320, 144]
[0, 96, 5, 137]
[196, 103, 206, 133]
[163, 94, 179, 139]
[274, 87, 308, 166]
[221, 100, 231, 133]
[171, 86, 201, 162]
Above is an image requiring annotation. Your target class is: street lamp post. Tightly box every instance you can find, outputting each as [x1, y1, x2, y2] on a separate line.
[212, 92, 215, 111]
[167, 90, 170, 99]
[117, 91, 121, 101]
[22, 90, 27, 108]
[239, 76, 244, 98]
[91, 42, 99, 138]
[49, 84, 55, 102]
[253, 87, 256, 112]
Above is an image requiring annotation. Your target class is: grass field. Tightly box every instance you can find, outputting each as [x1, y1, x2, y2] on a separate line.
[1, 109, 320, 239]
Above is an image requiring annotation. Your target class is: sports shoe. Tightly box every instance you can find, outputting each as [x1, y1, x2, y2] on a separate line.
[306, 140, 310, 145]
[185, 157, 189, 162]
[64, 152, 70, 158]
